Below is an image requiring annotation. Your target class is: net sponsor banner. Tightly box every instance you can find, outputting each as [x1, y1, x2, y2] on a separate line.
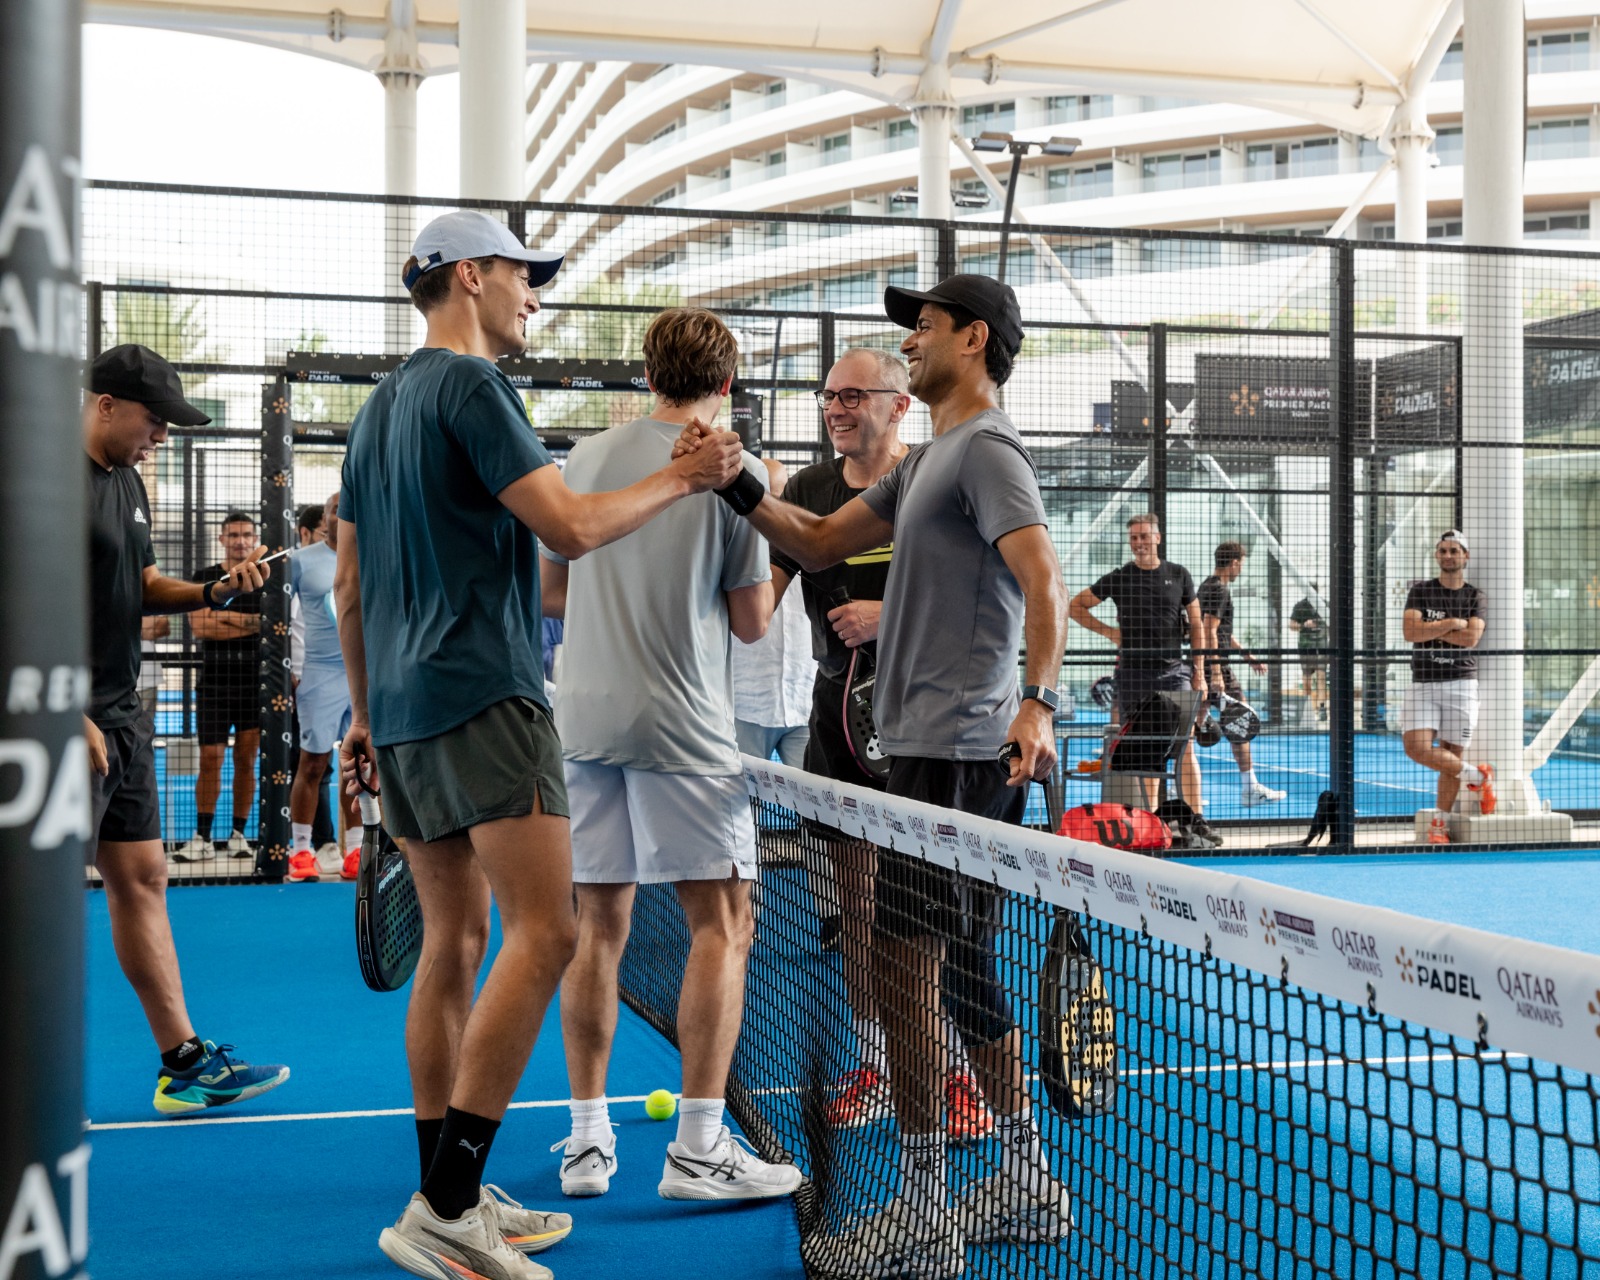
[744, 756, 1600, 1073]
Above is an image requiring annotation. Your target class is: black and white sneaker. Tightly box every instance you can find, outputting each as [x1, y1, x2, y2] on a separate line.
[550, 1131, 617, 1197]
[657, 1125, 802, 1201]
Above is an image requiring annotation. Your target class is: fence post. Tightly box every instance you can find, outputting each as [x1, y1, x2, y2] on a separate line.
[1327, 242, 1358, 845]
[936, 221, 957, 282]
[1148, 323, 1168, 533]
[0, 1, 90, 1273]
[256, 378, 294, 879]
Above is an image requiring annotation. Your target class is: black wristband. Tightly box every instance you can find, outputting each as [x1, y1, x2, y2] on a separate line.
[715, 468, 765, 516]
[202, 580, 230, 610]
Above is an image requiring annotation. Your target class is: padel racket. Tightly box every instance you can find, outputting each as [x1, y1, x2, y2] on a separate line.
[1038, 910, 1118, 1119]
[1215, 692, 1261, 744]
[828, 588, 890, 782]
[350, 748, 423, 993]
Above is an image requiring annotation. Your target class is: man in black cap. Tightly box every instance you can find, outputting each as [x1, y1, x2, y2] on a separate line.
[677, 275, 1071, 1274]
[86, 343, 290, 1115]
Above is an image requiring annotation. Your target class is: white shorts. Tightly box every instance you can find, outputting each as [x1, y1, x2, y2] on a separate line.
[1401, 678, 1479, 745]
[297, 663, 352, 755]
[565, 759, 756, 885]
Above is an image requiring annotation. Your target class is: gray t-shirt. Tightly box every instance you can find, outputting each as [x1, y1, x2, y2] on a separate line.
[859, 409, 1048, 760]
[547, 417, 770, 774]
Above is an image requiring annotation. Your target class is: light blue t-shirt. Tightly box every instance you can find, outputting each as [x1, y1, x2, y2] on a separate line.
[341, 347, 554, 746]
[290, 541, 343, 670]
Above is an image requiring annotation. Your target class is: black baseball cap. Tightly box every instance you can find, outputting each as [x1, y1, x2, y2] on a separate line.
[88, 344, 211, 426]
[883, 274, 1024, 358]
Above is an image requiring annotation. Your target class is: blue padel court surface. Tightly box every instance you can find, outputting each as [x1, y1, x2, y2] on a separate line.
[88, 850, 1600, 1278]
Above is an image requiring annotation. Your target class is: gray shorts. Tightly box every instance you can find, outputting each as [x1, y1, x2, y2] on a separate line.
[376, 697, 569, 843]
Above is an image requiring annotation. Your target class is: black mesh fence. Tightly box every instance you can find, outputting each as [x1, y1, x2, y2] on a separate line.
[81, 182, 1600, 875]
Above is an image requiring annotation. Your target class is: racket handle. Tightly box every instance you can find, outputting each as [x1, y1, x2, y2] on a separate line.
[358, 794, 381, 827]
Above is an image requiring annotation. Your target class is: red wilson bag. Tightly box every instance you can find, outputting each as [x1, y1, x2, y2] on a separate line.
[1057, 803, 1172, 852]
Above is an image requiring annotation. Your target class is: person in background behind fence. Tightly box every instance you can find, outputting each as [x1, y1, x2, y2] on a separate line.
[86, 343, 290, 1117]
[1402, 530, 1496, 843]
[173, 509, 264, 860]
[1198, 541, 1285, 808]
[1289, 583, 1328, 724]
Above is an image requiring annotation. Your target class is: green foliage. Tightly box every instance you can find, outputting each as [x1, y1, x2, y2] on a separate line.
[531, 279, 683, 433]
[287, 331, 371, 424]
[112, 287, 215, 363]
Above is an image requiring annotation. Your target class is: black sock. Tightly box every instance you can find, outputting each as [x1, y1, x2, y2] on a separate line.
[196, 812, 214, 841]
[420, 1107, 500, 1220]
[161, 1037, 204, 1073]
[416, 1117, 445, 1186]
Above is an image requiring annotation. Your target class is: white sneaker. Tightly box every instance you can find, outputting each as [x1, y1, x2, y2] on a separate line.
[550, 1131, 617, 1197]
[225, 831, 253, 858]
[314, 842, 343, 876]
[803, 1196, 965, 1279]
[657, 1125, 803, 1201]
[171, 834, 213, 862]
[378, 1189, 552, 1280]
[954, 1171, 1072, 1245]
[481, 1184, 573, 1255]
[1241, 782, 1286, 806]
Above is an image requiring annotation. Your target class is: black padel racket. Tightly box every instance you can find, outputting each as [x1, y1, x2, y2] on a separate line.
[351, 748, 423, 993]
[1038, 910, 1118, 1119]
[828, 588, 890, 781]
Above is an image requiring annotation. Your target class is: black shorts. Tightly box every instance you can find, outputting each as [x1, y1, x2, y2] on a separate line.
[197, 678, 259, 746]
[1211, 661, 1242, 699]
[1117, 660, 1192, 718]
[89, 718, 162, 855]
[874, 755, 1024, 943]
[804, 673, 887, 791]
[1300, 654, 1325, 678]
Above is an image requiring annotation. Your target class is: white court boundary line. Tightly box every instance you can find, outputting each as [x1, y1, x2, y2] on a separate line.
[93, 1048, 1524, 1133]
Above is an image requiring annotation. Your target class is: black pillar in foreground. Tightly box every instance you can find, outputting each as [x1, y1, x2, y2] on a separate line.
[0, 1, 91, 1277]
[1327, 242, 1359, 847]
[256, 379, 294, 880]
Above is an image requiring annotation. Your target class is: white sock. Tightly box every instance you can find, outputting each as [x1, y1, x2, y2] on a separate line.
[943, 1015, 972, 1076]
[291, 822, 311, 851]
[1240, 769, 1257, 790]
[1459, 763, 1483, 785]
[344, 824, 364, 853]
[676, 1097, 724, 1154]
[569, 1096, 611, 1144]
[993, 1107, 1046, 1192]
[900, 1131, 948, 1214]
[854, 1015, 887, 1076]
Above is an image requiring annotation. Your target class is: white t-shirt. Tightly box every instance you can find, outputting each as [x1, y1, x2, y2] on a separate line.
[732, 584, 815, 729]
[545, 417, 770, 774]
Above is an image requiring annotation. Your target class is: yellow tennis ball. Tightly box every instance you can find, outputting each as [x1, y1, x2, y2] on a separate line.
[645, 1089, 676, 1120]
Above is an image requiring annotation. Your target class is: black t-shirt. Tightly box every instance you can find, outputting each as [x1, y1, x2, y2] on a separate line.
[771, 456, 894, 682]
[191, 561, 263, 685]
[1197, 574, 1234, 654]
[1405, 579, 1486, 682]
[1290, 596, 1324, 651]
[1089, 560, 1196, 670]
[88, 457, 157, 728]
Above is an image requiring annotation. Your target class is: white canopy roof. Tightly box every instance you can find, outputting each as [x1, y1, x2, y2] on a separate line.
[90, 0, 1459, 137]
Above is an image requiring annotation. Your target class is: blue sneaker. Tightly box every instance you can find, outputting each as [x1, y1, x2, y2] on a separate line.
[153, 1041, 289, 1117]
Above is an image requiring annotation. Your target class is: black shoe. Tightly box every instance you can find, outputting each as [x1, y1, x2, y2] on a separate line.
[818, 914, 843, 952]
[1189, 816, 1224, 847]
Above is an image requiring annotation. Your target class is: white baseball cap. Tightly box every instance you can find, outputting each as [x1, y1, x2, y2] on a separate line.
[404, 210, 563, 291]
[1437, 529, 1469, 553]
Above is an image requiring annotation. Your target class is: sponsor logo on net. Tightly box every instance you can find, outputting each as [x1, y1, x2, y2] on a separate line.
[1145, 881, 1198, 923]
[800, 784, 823, 809]
[1394, 947, 1482, 999]
[1066, 857, 1097, 891]
[908, 814, 929, 844]
[934, 821, 961, 851]
[1262, 909, 1318, 956]
[1497, 966, 1563, 1028]
[840, 795, 859, 814]
[984, 837, 1021, 871]
[964, 830, 984, 859]
[1331, 926, 1383, 978]
[1024, 846, 1050, 876]
[862, 802, 881, 829]
[1102, 868, 1138, 907]
[1205, 894, 1250, 939]
[880, 805, 907, 835]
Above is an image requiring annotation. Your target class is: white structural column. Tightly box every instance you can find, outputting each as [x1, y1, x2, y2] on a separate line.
[911, 63, 955, 282]
[1459, 0, 1547, 829]
[379, 1, 424, 351]
[1390, 91, 1433, 331]
[458, 0, 527, 200]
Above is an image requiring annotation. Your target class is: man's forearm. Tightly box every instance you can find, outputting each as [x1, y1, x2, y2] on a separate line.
[333, 576, 369, 720]
[142, 574, 210, 614]
[1021, 582, 1068, 690]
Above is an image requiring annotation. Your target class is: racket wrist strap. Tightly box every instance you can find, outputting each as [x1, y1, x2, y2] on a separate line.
[715, 469, 765, 516]
[201, 580, 228, 609]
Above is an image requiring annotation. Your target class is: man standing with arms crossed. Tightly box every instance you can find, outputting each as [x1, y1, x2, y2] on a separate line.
[86, 343, 290, 1115]
[336, 213, 744, 1280]
[681, 277, 1071, 1275]
[1401, 530, 1495, 843]
[1198, 541, 1285, 808]
[1069, 514, 1215, 842]
[544, 308, 802, 1205]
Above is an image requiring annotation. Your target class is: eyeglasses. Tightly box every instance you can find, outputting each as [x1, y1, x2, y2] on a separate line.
[813, 388, 902, 409]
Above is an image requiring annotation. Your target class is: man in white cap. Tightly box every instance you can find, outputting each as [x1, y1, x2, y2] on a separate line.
[336, 211, 743, 1280]
[1401, 530, 1495, 842]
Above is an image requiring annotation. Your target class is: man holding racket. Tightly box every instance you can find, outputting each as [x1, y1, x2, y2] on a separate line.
[1198, 541, 1285, 808]
[86, 343, 291, 1117]
[543, 307, 802, 1205]
[678, 277, 1072, 1273]
[336, 212, 743, 1280]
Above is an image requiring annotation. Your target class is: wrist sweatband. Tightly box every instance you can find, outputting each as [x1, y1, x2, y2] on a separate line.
[715, 469, 765, 516]
[203, 580, 230, 609]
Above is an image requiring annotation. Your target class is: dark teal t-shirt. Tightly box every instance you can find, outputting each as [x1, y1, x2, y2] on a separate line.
[340, 347, 554, 746]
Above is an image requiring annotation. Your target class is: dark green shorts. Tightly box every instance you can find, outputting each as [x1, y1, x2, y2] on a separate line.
[376, 697, 569, 843]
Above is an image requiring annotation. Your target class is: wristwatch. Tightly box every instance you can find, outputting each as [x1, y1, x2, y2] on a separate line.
[1020, 685, 1060, 711]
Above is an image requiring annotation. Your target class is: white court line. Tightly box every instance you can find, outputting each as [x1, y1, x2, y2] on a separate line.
[89, 1092, 664, 1133]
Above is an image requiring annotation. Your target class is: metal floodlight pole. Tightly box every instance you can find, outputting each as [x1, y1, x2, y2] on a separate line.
[997, 146, 1025, 285]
